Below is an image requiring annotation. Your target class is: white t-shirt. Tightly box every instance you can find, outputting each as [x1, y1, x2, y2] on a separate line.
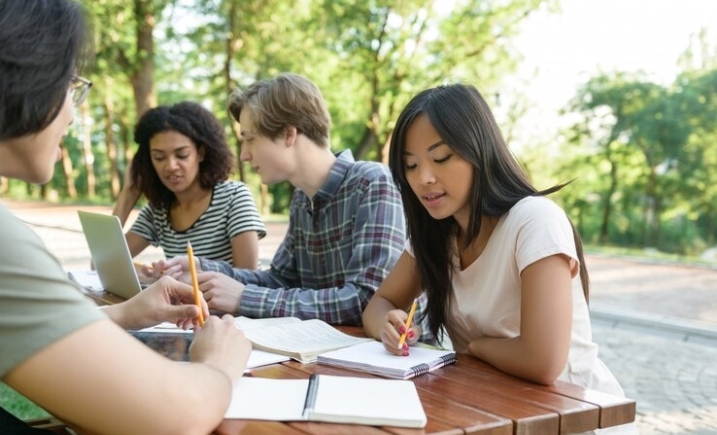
[415, 196, 626, 398]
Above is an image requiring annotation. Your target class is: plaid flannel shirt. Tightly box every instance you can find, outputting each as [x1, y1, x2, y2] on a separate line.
[200, 150, 406, 325]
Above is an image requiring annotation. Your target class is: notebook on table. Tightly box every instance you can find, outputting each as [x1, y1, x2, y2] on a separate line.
[75, 210, 143, 300]
[224, 374, 427, 428]
[317, 340, 456, 379]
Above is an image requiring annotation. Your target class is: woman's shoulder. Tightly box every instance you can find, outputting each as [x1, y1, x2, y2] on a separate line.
[510, 195, 567, 219]
[213, 180, 252, 197]
[214, 179, 246, 191]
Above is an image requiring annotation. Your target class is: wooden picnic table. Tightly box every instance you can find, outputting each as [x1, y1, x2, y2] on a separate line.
[85, 289, 636, 435]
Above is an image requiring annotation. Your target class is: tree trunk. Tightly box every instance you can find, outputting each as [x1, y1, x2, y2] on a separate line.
[642, 167, 658, 247]
[600, 159, 618, 244]
[130, 0, 156, 118]
[103, 87, 121, 199]
[355, 73, 380, 161]
[121, 116, 133, 172]
[60, 145, 77, 199]
[225, 0, 246, 183]
[80, 102, 96, 198]
[380, 129, 393, 165]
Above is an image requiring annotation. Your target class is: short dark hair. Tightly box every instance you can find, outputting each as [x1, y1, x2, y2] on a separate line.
[0, 0, 88, 140]
[131, 102, 235, 209]
[389, 83, 589, 342]
[228, 73, 331, 147]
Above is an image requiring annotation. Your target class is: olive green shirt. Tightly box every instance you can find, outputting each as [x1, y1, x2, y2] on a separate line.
[0, 202, 104, 378]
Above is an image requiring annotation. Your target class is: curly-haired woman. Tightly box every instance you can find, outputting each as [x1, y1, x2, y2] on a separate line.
[113, 102, 266, 269]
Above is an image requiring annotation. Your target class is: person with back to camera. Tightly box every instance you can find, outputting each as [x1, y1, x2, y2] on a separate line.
[112, 101, 266, 271]
[362, 83, 637, 434]
[0, 1, 251, 434]
[157, 73, 409, 325]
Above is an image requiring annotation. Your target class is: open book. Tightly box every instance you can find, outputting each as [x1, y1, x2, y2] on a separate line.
[236, 317, 372, 363]
[134, 316, 370, 364]
[225, 374, 427, 428]
[67, 269, 104, 292]
[317, 340, 456, 379]
[129, 328, 291, 371]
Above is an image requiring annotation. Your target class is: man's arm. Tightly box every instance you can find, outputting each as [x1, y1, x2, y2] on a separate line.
[201, 175, 406, 325]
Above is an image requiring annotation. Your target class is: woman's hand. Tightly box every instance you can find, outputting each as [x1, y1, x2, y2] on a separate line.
[380, 309, 421, 356]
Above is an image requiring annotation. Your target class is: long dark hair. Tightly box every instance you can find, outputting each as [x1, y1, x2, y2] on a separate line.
[131, 102, 235, 209]
[388, 83, 589, 341]
[0, 0, 89, 140]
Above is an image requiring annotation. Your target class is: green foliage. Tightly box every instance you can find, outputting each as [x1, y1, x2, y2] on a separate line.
[6, 0, 714, 256]
[0, 383, 49, 420]
[561, 64, 717, 254]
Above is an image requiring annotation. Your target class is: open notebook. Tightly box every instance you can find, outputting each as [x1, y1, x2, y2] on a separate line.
[317, 340, 456, 379]
[225, 374, 427, 428]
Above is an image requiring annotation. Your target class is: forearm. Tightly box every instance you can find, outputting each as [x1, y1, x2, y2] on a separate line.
[362, 294, 396, 339]
[6, 321, 233, 435]
[240, 283, 370, 325]
[112, 187, 141, 227]
[467, 336, 566, 385]
[100, 303, 138, 329]
[99, 297, 158, 331]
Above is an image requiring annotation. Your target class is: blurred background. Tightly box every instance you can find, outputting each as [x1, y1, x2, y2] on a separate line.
[3, 0, 716, 261]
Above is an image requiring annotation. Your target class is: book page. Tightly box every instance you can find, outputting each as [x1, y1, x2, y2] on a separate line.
[245, 350, 290, 371]
[243, 319, 371, 362]
[224, 377, 309, 421]
[318, 340, 455, 376]
[233, 316, 301, 331]
[67, 269, 104, 292]
[310, 375, 426, 428]
[135, 322, 193, 334]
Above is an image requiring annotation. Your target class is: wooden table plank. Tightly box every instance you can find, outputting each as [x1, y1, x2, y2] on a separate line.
[451, 355, 636, 430]
[214, 420, 309, 435]
[256, 363, 499, 435]
[545, 381, 637, 429]
[446, 357, 600, 434]
[414, 372, 559, 435]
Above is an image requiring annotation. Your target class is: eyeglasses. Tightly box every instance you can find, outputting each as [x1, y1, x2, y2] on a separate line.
[70, 75, 92, 107]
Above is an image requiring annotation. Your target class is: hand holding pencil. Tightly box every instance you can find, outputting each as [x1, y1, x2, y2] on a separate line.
[397, 298, 418, 350]
[379, 298, 421, 357]
[186, 241, 205, 326]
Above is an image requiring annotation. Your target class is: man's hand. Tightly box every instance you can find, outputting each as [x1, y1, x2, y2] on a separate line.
[104, 275, 209, 330]
[197, 271, 245, 315]
[151, 255, 199, 284]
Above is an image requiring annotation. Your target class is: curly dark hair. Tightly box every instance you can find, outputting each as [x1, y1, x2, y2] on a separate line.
[0, 0, 89, 140]
[130, 102, 235, 209]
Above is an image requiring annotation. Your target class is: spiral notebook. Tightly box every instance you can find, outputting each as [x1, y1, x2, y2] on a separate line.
[225, 374, 427, 428]
[317, 340, 456, 379]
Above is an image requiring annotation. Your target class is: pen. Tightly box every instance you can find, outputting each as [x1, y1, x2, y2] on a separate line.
[397, 298, 418, 350]
[186, 241, 205, 326]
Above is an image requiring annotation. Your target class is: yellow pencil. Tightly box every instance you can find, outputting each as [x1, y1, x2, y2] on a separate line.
[186, 241, 205, 326]
[397, 298, 418, 349]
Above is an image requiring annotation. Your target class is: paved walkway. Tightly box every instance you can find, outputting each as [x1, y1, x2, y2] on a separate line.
[4, 199, 717, 435]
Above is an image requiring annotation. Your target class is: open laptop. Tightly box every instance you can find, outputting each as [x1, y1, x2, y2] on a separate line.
[77, 210, 143, 299]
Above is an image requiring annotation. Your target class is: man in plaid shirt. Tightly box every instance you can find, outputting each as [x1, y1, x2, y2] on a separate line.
[161, 73, 406, 326]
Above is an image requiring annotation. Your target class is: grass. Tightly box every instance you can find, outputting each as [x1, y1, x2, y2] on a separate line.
[0, 383, 49, 420]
